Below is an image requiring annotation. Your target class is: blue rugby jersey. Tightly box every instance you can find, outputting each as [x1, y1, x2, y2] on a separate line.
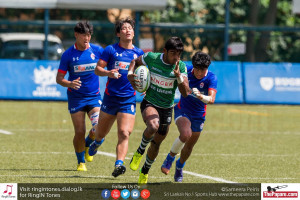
[58, 43, 103, 97]
[177, 64, 217, 119]
[100, 43, 144, 97]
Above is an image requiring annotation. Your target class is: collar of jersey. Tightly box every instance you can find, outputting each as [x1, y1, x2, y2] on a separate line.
[74, 43, 90, 50]
[160, 53, 171, 65]
[118, 42, 134, 49]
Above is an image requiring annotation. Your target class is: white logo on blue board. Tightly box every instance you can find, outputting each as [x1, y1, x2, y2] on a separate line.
[32, 65, 61, 97]
[260, 77, 274, 91]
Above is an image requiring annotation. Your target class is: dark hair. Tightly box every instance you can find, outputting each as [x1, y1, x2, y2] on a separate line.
[74, 21, 93, 35]
[192, 51, 211, 69]
[115, 17, 135, 36]
[164, 37, 184, 52]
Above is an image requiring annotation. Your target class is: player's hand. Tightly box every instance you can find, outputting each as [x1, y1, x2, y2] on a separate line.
[108, 69, 121, 79]
[127, 73, 140, 90]
[70, 77, 81, 90]
[192, 88, 202, 99]
[173, 60, 181, 77]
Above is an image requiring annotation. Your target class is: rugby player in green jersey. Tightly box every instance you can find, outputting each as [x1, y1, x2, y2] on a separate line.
[127, 37, 190, 185]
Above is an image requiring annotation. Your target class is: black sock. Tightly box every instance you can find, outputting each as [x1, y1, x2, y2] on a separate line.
[141, 155, 155, 174]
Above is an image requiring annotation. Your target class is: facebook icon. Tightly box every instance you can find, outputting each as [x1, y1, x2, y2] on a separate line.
[101, 189, 110, 199]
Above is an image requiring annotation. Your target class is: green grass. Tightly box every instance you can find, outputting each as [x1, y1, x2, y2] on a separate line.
[0, 101, 299, 183]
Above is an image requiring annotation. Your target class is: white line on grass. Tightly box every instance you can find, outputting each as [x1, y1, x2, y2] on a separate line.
[233, 177, 297, 180]
[0, 175, 171, 179]
[96, 151, 238, 184]
[0, 151, 296, 158]
[0, 129, 13, 135]
[5, 129, 300, 135]
[1, 151, 296, 183]
[128, 152, 298, 157]
[183, 171, 237, 184]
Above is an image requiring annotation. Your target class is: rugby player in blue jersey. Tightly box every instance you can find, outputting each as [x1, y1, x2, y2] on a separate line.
[89, 17, 144, 177]
[56, 21, 104, 171]
[161, 51, 217, 182]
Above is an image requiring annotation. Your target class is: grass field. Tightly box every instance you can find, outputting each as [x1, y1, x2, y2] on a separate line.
[0, 100, 299, 184]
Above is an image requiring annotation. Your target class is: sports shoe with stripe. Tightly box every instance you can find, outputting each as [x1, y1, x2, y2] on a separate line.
[88, 138, 105, 156]
[77, 162, 87, 171]
[174, 167, 183, 182]
[161, 157, 174, 175]
[138, 169, 148, 185]
[85, 147, 93, 162]
[112, 165, 126, 177]
[130, 151, 143, 171]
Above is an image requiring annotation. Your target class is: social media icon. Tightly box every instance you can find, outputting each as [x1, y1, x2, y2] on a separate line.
[131, 189, 140, 199]
[141, 189, 150, 199]
[111, 189, 120, 199]
[121, 189, 130, 199]
[101, 189, 110, 199]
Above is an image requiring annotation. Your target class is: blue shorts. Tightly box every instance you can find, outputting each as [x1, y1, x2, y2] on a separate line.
[101, 93, 136, 116]
[174, 105, 205, 132]
[68, 92, 102, 114]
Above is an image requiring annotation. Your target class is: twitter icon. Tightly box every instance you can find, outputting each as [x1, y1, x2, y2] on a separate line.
[121, 189, 130, 199]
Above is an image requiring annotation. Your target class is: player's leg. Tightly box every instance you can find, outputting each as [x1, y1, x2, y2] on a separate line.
[174, 131, 201, 182]
[161, 115, 191, 175]
[139, 106, 172, 185]
[111, 112, 135, 177]
[130, 100, 159, 171]
[70, 111, 87, 171]
[89, 94, 117, 156]
[85, 107, 100, 162]
[138, 125, 170, 185]
[88, 111, 116, 156]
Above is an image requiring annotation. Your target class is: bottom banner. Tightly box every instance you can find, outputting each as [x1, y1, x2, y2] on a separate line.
[1, 183, 264, 200]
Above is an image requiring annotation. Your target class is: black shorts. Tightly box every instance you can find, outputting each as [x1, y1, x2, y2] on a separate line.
[140, 99, 173, 125]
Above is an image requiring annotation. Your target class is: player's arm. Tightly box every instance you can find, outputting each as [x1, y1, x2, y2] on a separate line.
[192, 88, 216, 104]
[174, 61, 189, 97]
[127, 55, 144, 89]
[56, 71, 81, 90]
[94, 59, 121, 79]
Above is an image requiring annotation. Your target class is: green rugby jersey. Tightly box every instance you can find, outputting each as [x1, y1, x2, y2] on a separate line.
[141, 52, 187, 108]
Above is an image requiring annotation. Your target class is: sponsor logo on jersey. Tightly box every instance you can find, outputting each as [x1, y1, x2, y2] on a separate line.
[133, 54, 137, 59]
[91, 53, 95, 60]
[150, 73, 175, 89]
[74, 63, 96, 72]
[116, 53, 122, 57]
[200, 82, 204, 88]
[115, 61, 130, 70]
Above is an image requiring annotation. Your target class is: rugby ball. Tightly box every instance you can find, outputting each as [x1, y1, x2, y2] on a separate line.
[134, 65, 150, 93]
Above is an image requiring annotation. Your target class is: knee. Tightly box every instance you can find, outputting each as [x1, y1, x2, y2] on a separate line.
[179, 131, 192, 143]
[74, 130, 85, 139]
[146, 121, 159, 133]
[118, 130, 130, 141]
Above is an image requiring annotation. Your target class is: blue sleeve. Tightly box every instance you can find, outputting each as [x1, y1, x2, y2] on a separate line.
[186, 64, 193, 73]
[209, 73, 218, 90]
[100, 45, 113, 63]
[139, 49, 144, 56]
[58, 50, 69, 73]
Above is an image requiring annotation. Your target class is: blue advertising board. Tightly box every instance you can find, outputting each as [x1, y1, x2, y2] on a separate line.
[182, 61, 243, 103]
[243, 62, 300, 104]
[0, 59, 110, 101]
[0, 59, 67, 100]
